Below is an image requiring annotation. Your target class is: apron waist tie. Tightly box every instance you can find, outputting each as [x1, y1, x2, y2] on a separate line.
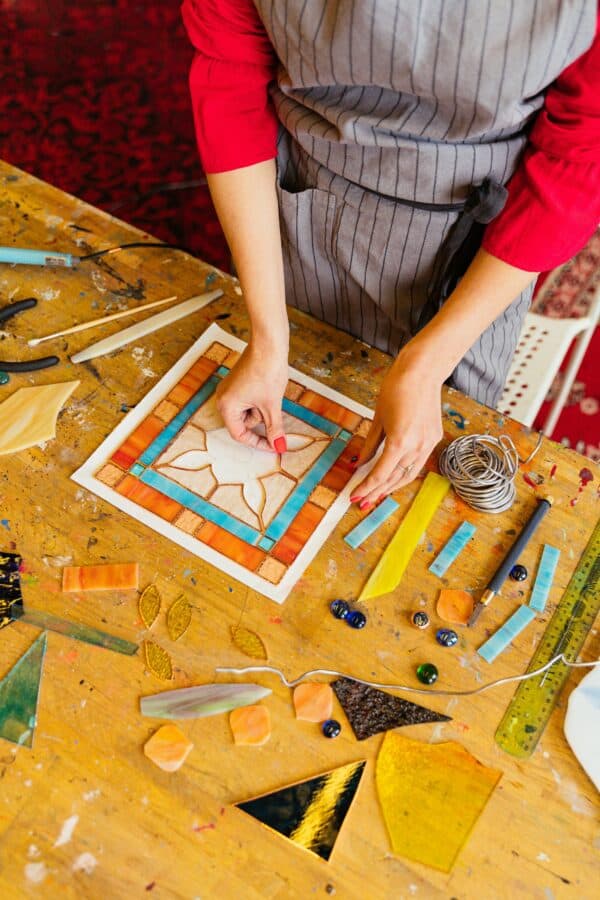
[417, 178, 507, 331]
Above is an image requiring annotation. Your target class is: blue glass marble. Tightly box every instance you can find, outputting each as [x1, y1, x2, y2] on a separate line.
[322, 719, 341, 739]
[346, 610, 367, 630]
[416, 663, 438, 685]
[510, 564, 528, 582]
[0, 372, 9, 385]
[330, 599, 350, 620]
[412, 611, 430, 630]
[436, 628, 458, 648]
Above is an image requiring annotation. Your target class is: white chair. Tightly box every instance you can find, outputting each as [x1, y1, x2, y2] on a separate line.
[499, 269, 600, 435]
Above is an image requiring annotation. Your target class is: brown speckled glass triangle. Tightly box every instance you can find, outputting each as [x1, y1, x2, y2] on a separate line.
[332, 678, 451, 740]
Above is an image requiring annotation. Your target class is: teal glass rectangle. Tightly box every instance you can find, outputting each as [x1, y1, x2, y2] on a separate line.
[282, 398, 339, 437]
[216, 366, 230, 377]
[258, 536, 275, 551]
[139, 469, 262, 544]
[130, 463, 145, 476]
[344, 496, 399, 549]
[529, 544, 560, 613]
[429, 521, 476, 577]
[265, 437, 346, 541]
[339, 429, 352, 442]
[138, 375, 219, 466]
[477, 606, 536, 664]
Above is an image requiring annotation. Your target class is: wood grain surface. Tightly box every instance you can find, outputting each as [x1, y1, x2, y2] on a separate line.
[0, 161, 598, 900]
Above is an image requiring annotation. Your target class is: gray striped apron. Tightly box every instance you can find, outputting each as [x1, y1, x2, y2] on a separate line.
[253, 0, 596, 407]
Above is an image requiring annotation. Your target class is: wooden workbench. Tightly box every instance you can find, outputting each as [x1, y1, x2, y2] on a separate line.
[0, 160, 598, 900]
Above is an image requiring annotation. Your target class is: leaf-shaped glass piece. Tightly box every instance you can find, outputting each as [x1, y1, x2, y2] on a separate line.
[242, 479, 265, 518]
[140, 683, 271, 719]
[144, 641, 173, 681]
[164, 450, 209, 471]
[231, 625, 268, 660]
[139, 584, 161, 629]
[284, 433, 314, 451]
[166, 594, 192, 642]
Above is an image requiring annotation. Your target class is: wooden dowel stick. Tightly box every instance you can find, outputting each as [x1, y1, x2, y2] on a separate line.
[28, 294, 179, 346]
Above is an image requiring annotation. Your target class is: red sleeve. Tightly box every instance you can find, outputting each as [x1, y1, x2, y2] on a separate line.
[482, 12, 600, 272]
[181, 0, 278, 174]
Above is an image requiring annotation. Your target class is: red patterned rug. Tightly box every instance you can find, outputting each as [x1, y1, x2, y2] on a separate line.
[1, 1, 598, 459]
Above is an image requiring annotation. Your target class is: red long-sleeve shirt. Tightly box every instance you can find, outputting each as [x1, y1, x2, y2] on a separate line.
[182, 0, 600, 272]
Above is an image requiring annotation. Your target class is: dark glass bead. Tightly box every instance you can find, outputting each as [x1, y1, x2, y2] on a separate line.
[412, 611, 430, 629]
[0, 372, 9, 385]
[322, 719, 341, 739]
[346, 610, 367, 629]
[416, 663, 438, 685]
[330, 599, 350, 620]
[436, 628, 458, 647]
[510, 564, 528, 582]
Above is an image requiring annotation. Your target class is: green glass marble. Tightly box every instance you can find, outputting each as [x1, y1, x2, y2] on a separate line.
[0, 372, 9, 385]
[416, 663, 439, 685]
[0, 631, 46, 747]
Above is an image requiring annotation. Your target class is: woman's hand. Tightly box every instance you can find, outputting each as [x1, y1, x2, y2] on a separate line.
[351, 348, 444, 507]
[216, 342, 289, 453]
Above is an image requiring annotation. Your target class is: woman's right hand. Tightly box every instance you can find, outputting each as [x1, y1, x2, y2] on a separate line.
[216, 342, 289, 453]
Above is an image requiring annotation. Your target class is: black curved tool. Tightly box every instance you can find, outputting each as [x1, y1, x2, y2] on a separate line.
[0, 298, 59, 371]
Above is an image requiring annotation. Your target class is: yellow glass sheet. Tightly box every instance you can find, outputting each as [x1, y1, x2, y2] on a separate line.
[358, 472, 451, 601]
[376, 732, 501, 872]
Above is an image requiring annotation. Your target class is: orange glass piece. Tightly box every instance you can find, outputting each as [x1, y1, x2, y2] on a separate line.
[144, 724, 194, 772]
[293, 683, 333, 722]
[111, 414, 165, 469]
[299, 390, 362, 432]
[196, 521, 265, 571]
[230, 704, 271, 746]
[271, 502, 325, 565]
[437, 589, 474, 625]
[166, 357, 217, 407]
[322, 436, 365, 492]
[116, 475, 182, 521]
[62, 562, 139, 592]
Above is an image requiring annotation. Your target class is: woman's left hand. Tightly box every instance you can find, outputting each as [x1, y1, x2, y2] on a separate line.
[351, 349, 445, 508]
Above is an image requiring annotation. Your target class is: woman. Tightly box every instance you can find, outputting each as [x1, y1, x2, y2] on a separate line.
[182, 1, 599, 509]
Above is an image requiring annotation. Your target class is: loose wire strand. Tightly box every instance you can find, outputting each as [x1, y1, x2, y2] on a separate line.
[215, 654, 600, 696]
[79, 241, 194, 261]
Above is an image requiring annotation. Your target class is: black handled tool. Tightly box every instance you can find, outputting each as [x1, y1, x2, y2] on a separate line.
[0, 298, 59, 371]
[468, 497, 552, 626]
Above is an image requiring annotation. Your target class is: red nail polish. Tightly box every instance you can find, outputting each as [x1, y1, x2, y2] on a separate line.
[350, 495, 363, 503]
[359, 500, 373, 511]
[274, 436, 287, 453]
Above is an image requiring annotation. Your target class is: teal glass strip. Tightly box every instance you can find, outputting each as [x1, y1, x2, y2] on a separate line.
[216, 366, 230, 378]
[139, 469, 262, 544]
[258, 536, 275, 551]
[130, 463, 145, 476]
[139, 376, 220, 466]
[339, 429, 352, 442]
[529, 544, 560, 613]
[266, 437, 347, 541]
[282, 398, 339, 436]
[429, 521, 476, 577]
[477, 606, 536, 664]
[344, 497, 399, 549]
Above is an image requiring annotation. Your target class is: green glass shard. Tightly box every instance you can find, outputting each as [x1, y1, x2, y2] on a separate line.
[12, 609, 138, 656]
[140, 683, 272, 719]
[0, 632, 46, 748]
[235, 760, 366, 861]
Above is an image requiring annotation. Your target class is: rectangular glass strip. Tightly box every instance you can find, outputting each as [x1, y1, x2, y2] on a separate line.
[344, 497, 399, 549]
[477, 606, 536, 664]
[139, 469, 262, 544]
[282, 398, 340, 437]
[265, 437, 347, 541]
[429, 521, 476, 577]
[529, 544, 560, 613]
[138, 376, 220, 466]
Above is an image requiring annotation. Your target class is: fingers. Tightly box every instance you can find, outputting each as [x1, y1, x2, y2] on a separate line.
[357, 414, 383, 467]
[352, 439, 415, 507]
[263, 404, 287, 453]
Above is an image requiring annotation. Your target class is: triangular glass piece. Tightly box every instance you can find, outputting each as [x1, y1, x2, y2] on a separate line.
[0, 632, 47, 747]
[235, 760, 366, 861]
[332, 677, 450, 740]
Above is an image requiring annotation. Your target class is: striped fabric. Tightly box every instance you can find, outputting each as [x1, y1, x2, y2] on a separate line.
[254, 0, 595, 406]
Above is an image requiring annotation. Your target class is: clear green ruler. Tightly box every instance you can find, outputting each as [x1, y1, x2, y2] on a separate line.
[495, 516, 600, 758]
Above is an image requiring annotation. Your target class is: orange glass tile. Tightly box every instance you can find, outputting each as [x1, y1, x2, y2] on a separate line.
[271, 502, 325, 565]
[110, 415, 165, 469]
[115, 475, 182, 522]
[299, 390, 362, 431]
[62, 563, 139, 592]
[321, 436, 365, 492]
[196, 521, 265, 571]
[166, 357, 218, 407]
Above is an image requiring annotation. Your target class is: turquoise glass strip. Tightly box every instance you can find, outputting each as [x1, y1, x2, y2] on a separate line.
[138, 376, 220, 466]
[282, 398, 339, 436]
[258, 536, 275, 551]
[429, 521, 476, 577]
[477, 606, 536, 664]
[265, 437, 347, 541]
[344, 497, 399, 549]
[139, 469, 262, 544]
[339, 429, 352, 442]
[130, 463, 145, 476]
[216, 366, 230, 377]
[529, 544, 560, 613]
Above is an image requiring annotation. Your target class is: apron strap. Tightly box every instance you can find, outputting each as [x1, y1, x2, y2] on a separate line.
[417, 178, 508, 330]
